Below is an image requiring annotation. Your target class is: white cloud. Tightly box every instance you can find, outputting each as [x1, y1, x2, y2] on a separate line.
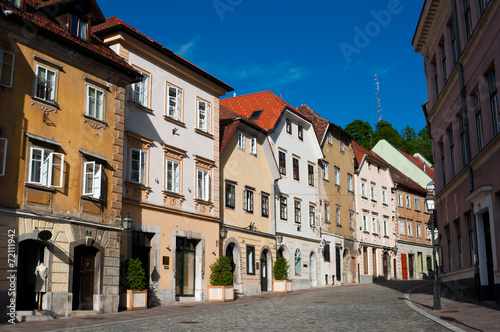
[176, 35, 201, 58]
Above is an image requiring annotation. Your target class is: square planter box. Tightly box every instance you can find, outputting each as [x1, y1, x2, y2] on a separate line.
[207, 285, 234, 302]
[120, 289, 148, 310]
[272, 280, 293, 293]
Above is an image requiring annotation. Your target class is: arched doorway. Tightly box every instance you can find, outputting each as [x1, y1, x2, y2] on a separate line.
[342, 248, 351, 283]
[309, 251, 316, 286]
[72, 245, 98, 310]
[224, 239, 242, 292]
[226, 242, 236, 286]
[16, 240, 46, 310]
[260, 250, 269, 291]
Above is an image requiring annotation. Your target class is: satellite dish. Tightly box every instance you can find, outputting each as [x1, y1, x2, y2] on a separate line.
[38, 230, 52, 241]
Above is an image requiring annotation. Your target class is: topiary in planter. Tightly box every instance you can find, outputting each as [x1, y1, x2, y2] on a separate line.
[209, 255, 233, 286]
[273, 257, 289, 280]
[126, 257, 147, 290]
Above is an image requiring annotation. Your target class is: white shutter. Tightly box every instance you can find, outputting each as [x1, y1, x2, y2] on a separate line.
[173, 162, 179, 193]
[0, 138, 7, 176]
[93, 164, 102, 199]
[50, 152, 64, 188]
[204, 171, 210, 201]
[83, 161, 95, 195]
[43, 152, 50, 186]
[176, 89, 182, 118]
[142, 74, 149, 107]
[140, 150, 146, 184]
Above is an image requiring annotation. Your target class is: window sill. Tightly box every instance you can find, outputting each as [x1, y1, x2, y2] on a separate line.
[194, 128, 213, 139]
[225, 205, 235, 210]
[83, 114, 108, 130]
[194, 198, 212, 206]
[361, 196, 368, 200]
[262, 214, 269, 218]
[163, 115, 186, 127]
[371, 199, 377, 203]
[25, 183, 56, 192]
[162, 190, 184, 199]
[384, 235, 390, 239]
[31, 96, 60, 110]
[128, 100, 154, 113]
[323, 178, 329, 182]
[382, 203, 388, 206]
[363, 231, 370, 234]
[80, 195, 104, 204]
[336, 223, 342, 227]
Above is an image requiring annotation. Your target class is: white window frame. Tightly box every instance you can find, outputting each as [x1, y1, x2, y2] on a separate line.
[372, 217, 377, 234]
[399, 220, 405, 235]
[370, 185, 376, 200]
[334, 167, 340, 186]
[382, 189, 387, 204]
[398, 193, 403, 207]
[361, 182, 366, 198]
[249, 136, 257, 155]
[340, 140, 345, 152]
[131, 72, 150, 107]
[197, 169, 210, 201]
[237, 131, 245, 151]
[197, 99, 210, 132]
[324, 202, 330, 223]
[130, 148, 146, 185]
[322, 162, 329, 180]
[35, 64, 57, 103]
[0, 49, 15, 88]
[166, 159, 180, 194]
[406, 195, 411, 208]
[417, 223, 422, 238]
[414, 197, 420, 211]
[362, 214, 368, 231]
[407, 222, 413, 236]
[328, 131, 333, 145]
[82, 161, 102, 199]
[336, 205, 341, 226]
[0, 138, 7, 176]
[383, 219, 388, 236]
[86, 85, 105, 121]
[347, 174, 353, 191]
[167, 85, 182, 120]
[426, 225, 432, 239]
[244, 188, 254, 213]
[28, 147, 64, 188]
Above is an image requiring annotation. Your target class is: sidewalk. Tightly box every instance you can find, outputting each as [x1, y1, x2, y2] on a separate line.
[406, 282, 500, 332]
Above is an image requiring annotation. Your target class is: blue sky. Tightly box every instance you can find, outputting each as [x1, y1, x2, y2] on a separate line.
[99, 0, 428, 132]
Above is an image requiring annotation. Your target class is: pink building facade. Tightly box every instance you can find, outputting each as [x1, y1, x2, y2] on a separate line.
[413, 0, 499, 302]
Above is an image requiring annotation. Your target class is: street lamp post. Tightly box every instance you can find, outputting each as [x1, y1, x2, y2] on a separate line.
[426, 185, 442, 311]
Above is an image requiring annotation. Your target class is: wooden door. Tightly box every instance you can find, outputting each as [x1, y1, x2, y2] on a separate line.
[79, 254, 95, 310]
[261, 251, 268, 292]
[401, 253, 408, 280]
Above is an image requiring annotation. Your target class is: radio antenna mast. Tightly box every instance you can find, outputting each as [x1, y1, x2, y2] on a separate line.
[375, 73, 382, 122]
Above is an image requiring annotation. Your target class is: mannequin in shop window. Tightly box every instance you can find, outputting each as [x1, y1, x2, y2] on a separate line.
[35, 262, 48, 310]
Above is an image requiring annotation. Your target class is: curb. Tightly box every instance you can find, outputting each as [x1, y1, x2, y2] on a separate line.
[404, 283, 465, 332]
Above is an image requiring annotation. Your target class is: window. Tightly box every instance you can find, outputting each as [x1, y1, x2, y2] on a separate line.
[298, 125, 303, 141]
[244, 188, 254, 213]
[417, 223, 422, 238]
[237, 131, 246, 150]
[324, 203, 330, 224]
[322, 162, 329, 180]
[406, 195, 411, 208]
[246, 245, 255, 275]
[399, 220, 405, 235]
[449, 19, 459, 64]
[279, 151, 286, 175]
[309, 205, 315, 227]
[463, 0, 472, 40]
[407, 221, 413, 237]
[440, 140, 446, 184]
[440, 41, 447, 82]
[165, 160, 180, 194]
[0, 138, 6, 176]
[130, 148, 146, 185]
[336, 205, 341, 226]
[398, 193, 403, 206]
[308, 164, 314, 186]
[334, 167, 340, 186]
[363, 214, 368, 232]
[323, 244, 331, 262]
[280, 196, 287, 220]
[82, 161, 102, 199]
[131, 71, 150, 107]
[286, 118, 292, 134]
[474, 92, 484, 150]
[361, 182, 367, 198]
[479, 0, 489, 14]
[426, 225, 432, 239]
[292, 157, 299, 181]
[415, 197, 420, 211]
[328, 131, 333, 145]
[35, 65, 57, 102]
[294, 249, 301, 275]
[467, 213, 474, 265]
[71, 14, 87, 40]
[167, 85, 182, 120]
[448, 128, 456, 176]
[349, 211, 354, 229]
[432, 59, 439, 98]
[459, 113, 468, 166]
[372, 217, 377, 234]
[197, 99, 210, 132]
[347, 174, 353, 192]
[340, 140, 345, 152]
[0, 48, 15, 88]
[488, 69, 499, 135]
[294, 200, 301, 224]
[86, 85, 105, 121]
[383, 219, 388, 237]
[225, 183, 235, 208]
[455, 220, 463, 269]
[424, 200, 429, 213]
[382, 189, 387, 204]
[28, 147, 64, 188]
[249, 136, 257, 155]
[197, 169, 210, 201]
[261, 193, 269, 217]
[370, 185, 376, 201]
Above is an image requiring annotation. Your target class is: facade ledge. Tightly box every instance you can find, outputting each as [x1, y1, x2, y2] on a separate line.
[128, 99, 154, 113]
[30, 96, 60, 112]
[24, 182, 56, 193]
[163, 115, 186, 127]
[194, 128, 214, 139]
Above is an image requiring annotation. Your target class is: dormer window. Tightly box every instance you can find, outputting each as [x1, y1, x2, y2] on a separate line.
[71, 15, 87, 40]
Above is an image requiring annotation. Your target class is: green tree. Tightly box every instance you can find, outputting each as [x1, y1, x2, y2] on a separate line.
[400, 125, 417, 154]
[344, 120, 374, 150]
[415, 125, 433, 162]
[209, 255, 233, 286]
[273, 257, 289, 280]
[126, 258, 147, 290]
[373, 120, 404, 150]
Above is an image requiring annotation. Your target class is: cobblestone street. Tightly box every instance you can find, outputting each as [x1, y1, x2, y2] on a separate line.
[1, 281, 449, 332]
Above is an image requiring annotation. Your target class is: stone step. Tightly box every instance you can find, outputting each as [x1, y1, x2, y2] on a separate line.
[71, 310, 100, 317]
[16, 310, 55, 322]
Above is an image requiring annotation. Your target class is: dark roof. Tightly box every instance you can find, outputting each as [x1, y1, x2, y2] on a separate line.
[92, 16, 233, 93]
[1, 1, 138, 80]
[296, 105, 328, 143]
[389, 164, 427, 195]
[399, 149, 435, 180]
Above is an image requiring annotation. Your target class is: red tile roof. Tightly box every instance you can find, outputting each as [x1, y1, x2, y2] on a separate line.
[92, 16, 233, 92]
[353, 140, 389, 170]
[296, 105, 329, 143]
[1, 1, 137, 79]
[389, 165, 427, 195]
[399, 149, 435, 179]
[220, 91, 310, 132]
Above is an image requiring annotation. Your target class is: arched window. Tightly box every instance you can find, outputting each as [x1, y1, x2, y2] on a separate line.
[294, 248, 302, 276]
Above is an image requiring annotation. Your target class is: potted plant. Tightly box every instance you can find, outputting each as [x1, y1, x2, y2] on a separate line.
[120, 258, 148, 310]
[272, 257, 292, 293]
[207, 255, 234, 302]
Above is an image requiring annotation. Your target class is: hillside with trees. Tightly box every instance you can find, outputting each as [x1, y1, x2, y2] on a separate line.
[344, 120, 433, 163]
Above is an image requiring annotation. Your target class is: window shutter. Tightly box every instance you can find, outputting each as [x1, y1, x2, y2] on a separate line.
[197, 170, 203, 199]
[142, 74, 149, 106]
[243, 190, 247, 210]
[83, 161, 94, 195]
[0, 50, 15, 88]
[140, 150, 146, 184]
[93, 164, 102, 199]
[166, 160, 172, 191]
[43, 152, 51, 186]
[0, 138, 7, 176]
[205, 171, 210, 201]
[173, 162, 179, 193]
[176, 89, 182, 117]
[50, 153, 65, 188]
